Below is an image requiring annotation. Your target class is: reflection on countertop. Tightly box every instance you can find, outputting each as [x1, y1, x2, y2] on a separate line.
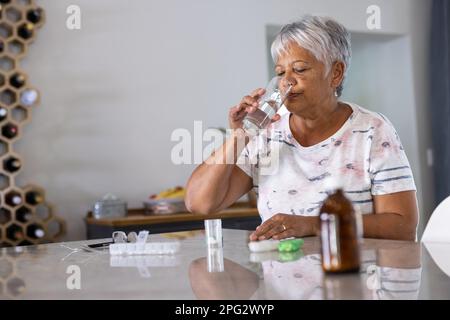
[188, 241, 422, 300]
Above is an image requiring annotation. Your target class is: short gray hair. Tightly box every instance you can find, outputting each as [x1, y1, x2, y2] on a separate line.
[271, 15, 351, 97]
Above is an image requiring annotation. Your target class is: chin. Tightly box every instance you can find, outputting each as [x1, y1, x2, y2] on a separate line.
[285, 102, 306, 114]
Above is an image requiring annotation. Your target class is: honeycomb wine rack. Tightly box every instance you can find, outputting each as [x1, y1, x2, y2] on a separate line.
[0, 0, 66, 247]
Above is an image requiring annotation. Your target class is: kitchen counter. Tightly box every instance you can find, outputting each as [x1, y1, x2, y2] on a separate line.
[0, 229, 449, 299]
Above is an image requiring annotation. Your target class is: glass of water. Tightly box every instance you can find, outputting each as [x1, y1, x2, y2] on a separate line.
[205, 219, 223, 248]
[242, 76, 292, 131]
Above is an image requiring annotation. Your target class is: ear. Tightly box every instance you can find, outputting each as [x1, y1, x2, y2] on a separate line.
[330, 61, 345, 90]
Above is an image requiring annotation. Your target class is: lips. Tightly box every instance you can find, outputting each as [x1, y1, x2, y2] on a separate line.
[287, 92, 301, 99]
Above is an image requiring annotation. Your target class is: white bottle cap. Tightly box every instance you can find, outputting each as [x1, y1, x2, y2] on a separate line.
[34, 228, 45, 238]
[12, 196, 22, 205]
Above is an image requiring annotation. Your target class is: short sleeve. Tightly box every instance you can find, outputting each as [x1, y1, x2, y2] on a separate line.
[369, 116, 417, 195]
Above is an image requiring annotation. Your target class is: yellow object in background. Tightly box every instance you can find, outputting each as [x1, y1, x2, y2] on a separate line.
[150, 186, 186, 200]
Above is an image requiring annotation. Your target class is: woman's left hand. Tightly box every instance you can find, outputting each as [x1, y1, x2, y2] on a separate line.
[249, 213, 319, 241]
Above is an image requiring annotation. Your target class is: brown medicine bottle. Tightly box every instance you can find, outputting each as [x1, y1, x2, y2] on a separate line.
[319, 184, 360, 273]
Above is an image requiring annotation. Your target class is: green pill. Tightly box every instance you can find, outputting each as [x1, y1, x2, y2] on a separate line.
[278, 238, 304, 252]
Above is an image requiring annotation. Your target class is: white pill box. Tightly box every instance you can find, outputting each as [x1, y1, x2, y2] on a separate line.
[109, 241, 180, 255]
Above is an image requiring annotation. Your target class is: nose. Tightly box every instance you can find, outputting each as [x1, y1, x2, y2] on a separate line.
[280, 76, 296, 92]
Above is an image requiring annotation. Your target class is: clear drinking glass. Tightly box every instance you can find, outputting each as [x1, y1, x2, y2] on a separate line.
[205, 219, 224, 272]
[242, 76, 292, 131]
[205, 219, 223, 248]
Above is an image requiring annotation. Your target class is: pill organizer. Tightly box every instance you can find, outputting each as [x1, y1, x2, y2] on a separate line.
[109, 241, 180, 255]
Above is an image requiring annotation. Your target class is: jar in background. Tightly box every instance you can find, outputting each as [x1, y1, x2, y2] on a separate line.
[93, 194, 127, 219]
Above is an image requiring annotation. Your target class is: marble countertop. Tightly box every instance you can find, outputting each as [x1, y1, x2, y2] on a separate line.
[0, 229, 449, 299]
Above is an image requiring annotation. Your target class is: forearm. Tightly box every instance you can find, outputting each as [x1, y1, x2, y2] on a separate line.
[253, 210, 416, 241]
[301, 212, 417, 240]
[185, 129, 250, 213]
[301, 216, 320, 237]
[362, 212, 417, 241]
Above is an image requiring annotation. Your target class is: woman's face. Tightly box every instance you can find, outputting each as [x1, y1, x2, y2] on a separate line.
[275, 43, 339, 116]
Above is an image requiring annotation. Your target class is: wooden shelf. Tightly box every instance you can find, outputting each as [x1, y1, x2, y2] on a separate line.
[85, 202, 259, 227]
[84, 202, 260, 239]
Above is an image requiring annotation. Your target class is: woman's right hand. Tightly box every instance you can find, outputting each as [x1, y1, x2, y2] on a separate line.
[228, 88, 281, 130]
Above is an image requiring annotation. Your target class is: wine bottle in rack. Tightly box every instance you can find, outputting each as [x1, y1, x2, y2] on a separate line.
[20, 89, 39, 106]
[27, 223, 45, 239]
[0, 107, 7, 121]
[25, 191, 44, 205]
[2, 123, 18, 139]
[18, 22, 34, 40]
[6, 224, 24, 242]
[0, 208, 10, 224]
[0, 0, 12, 5]
[16, 206, 33, 223]
[27, 8, 43, 24]
[10, 72, 26, 88]
[5, 191, 23, 207]
[3, 156, 22, 173]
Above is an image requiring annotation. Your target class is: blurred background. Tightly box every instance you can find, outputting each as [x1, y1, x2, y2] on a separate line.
[4, 0, 445, 241]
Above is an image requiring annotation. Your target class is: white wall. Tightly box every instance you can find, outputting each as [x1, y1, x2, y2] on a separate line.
[407, 0, 434, 236]
[15, 0, 433, 240]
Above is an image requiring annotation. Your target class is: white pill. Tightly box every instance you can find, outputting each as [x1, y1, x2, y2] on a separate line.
[248, 239, 280, 253]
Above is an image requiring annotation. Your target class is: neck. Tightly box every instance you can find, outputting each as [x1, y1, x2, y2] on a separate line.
[291, 98, 341, 134]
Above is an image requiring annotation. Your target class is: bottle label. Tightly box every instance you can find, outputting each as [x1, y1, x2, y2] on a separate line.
[320, 213, 340, 269]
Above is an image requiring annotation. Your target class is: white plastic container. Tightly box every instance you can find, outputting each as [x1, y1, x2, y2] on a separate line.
[109, 241, 180, 255]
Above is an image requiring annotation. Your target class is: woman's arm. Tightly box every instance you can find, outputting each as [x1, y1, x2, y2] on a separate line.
[364, 190, 418, 241]
[185, 129, 253, 214]
[185, 87, 280, 214]
[250, 190, 419, 241]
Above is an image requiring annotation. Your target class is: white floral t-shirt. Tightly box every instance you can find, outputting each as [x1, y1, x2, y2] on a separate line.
[236, 102, 416, 222]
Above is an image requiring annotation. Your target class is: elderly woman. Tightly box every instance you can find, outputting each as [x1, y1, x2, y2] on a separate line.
[185, 15, 418, 241]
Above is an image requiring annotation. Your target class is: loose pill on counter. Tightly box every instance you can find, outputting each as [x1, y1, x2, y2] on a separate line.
[277, 238, 304, 252]
[248, 239, 280, 252]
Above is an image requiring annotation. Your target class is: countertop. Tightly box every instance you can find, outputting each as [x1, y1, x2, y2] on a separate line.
[0, 229, 449, 299]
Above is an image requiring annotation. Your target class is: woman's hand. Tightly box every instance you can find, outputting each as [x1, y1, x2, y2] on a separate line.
[249, 214, 319, 241]
[228, 88, 281, 130]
